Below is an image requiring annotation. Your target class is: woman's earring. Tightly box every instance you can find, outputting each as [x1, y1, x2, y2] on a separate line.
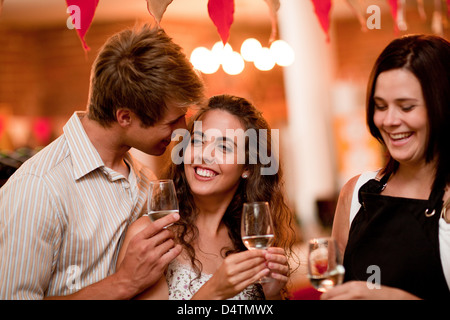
[242, 173, 248, 179]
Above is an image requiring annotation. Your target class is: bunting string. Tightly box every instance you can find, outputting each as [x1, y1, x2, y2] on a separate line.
[0, 0, 448, 53]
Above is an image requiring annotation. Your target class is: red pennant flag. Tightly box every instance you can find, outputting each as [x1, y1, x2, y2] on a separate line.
[310, 0, 332, 42]
[387, 0, 399, 34]
[208, 0, 235, 44]
[66, 0, 99, 52]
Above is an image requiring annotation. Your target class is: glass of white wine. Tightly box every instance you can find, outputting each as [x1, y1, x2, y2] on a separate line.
[147, 179, 179, 226]
[241, 201, 275, 283]
[307, 237, 345, 292]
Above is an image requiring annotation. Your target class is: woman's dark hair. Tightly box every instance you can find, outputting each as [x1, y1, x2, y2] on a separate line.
[164, 94, 298, 297]
[366, 34, 450, 190]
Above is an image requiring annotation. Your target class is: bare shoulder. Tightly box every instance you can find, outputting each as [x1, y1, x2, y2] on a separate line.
[340, 175, 360, 201]
[332, 175, 361, 255]
[334, 174, 361, 222]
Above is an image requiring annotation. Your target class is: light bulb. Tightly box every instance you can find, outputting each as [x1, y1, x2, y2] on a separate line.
[211, 42, 233, 63]
[270, 40, 295, 67]
[190, 47, 220, 74]
[222, 51, 245, 75]
[254, 47, 275, 71]
[240, 38, 262, 62]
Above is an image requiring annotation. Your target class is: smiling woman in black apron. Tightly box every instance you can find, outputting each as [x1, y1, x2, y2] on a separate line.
[323, 34, 450, 300]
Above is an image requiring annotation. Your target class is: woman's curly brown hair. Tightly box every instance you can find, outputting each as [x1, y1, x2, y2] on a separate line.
[163, 94, 299, 298]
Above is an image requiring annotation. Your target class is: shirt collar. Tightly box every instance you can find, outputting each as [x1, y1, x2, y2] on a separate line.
[63, 112, 148, 183]
[63, 112, 105, 180]
[124, 152, 146, 185]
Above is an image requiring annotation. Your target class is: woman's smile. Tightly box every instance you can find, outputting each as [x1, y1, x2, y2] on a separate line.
[194, 166, 218, 180]
[386, 131, 414, 146]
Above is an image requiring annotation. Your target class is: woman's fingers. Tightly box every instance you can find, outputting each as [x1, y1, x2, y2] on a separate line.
[225, 250, 267, 275]
[230, 262, 269, 290]
[265, 248, 289, 276]
[220, 251, 268, 287]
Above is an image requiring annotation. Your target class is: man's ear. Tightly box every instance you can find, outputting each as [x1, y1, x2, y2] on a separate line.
[116, 108, 132, 128]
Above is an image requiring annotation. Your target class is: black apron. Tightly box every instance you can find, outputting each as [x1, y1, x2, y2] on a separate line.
[344, 174, 450, 299]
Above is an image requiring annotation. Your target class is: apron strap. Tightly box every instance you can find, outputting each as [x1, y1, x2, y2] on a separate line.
[425, 180, 446, 219]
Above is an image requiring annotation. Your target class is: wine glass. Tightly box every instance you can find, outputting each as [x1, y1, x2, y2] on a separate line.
[307, 237, 345, 292]
[147, 179, 179, 226]
[241, 201, 275, 283]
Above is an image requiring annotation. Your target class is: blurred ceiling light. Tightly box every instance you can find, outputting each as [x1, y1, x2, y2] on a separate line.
[190, 46, 208, 68]
[211, 41, 233, 61]
[253, 47, 275, 71]
[222, 51, 245, 75]
[240, 38, 262, 62]
[270, 40, 295, 67]
[190, 39, 294, 74]
[190, 46, 220, 74]
[210, 42, 244, 75]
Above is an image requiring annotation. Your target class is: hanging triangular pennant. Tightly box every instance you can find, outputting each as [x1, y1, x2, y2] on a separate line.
[387, 0, 399, 34]
[431, 0, 444, 35]
[66, 0, 99, 52]
[417, 0, 426, 20]
[208, 0, 235, 44]
[397, 0, 407, 31]
[264, 0, 280, 44]
[310, 0, 332, 42]
[145, 0, 173, 26]
[345, 0, 368, 31]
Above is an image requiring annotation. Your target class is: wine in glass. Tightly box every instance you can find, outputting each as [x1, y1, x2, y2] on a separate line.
[147, 179, 179, 225]
[241, 201, 275, 282]
[307, 237, 345, 292]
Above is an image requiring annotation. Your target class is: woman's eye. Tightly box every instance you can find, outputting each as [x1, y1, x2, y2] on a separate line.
[191, 137, 203, 146]
[217, 143, 233, 153]
[401, 105, 415, 111]
[374, 104, 387, 111]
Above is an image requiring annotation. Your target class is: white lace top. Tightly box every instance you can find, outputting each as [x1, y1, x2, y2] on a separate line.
[166, 259, 264, 300]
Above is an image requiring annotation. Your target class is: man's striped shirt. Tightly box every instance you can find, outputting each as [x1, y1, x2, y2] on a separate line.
[0, 112, 155, 299]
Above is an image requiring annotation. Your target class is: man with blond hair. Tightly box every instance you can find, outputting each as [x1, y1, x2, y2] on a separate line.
[0, 24, 204, 299]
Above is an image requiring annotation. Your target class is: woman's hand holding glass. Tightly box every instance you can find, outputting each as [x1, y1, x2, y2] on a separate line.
[241, 202, 275, 282]
[260, 247, 289, 299]
[241, 201, 289, 298]
[191, 249, 269, 300]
